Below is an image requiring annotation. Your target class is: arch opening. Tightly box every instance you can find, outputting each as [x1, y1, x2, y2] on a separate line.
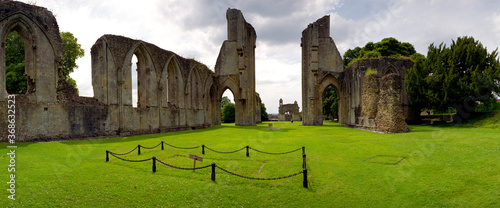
[322, 85, 340, 122]
[5, 31, 28, 95]
[221, 88, 236, 123]
[131, 54, 138, 107]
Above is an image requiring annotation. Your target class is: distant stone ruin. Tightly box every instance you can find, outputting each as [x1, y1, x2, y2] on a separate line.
[278, 98, 300, 121]
[301, 15, 414, 133]
[0, 1, 261, 141]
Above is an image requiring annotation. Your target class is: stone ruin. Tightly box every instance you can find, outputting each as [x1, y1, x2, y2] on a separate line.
[301, 15, 414, 133]
[0, 1, 261, 141]
[0, 1, 415, 142]
[278, 98, 300, 121]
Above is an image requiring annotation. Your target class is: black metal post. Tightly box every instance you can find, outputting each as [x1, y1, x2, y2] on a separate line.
[138, 145, 141, 155]
[246, 146, 249, 157]
[202, 144, 205, 155]
[106, 150, 109, 162]
[211, 163, 216, 181]
[152, 156, 156, 173]
[303, 168, 308, 188]
[302, 146, 305, 155]
[161, 141, 164, 150]
[303, 153, 307, 169]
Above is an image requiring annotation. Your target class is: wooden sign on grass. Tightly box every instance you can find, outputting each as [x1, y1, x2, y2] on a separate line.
[189, 154, 203, 170]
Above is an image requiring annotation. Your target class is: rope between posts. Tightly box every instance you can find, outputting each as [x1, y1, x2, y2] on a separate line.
[141, 142, 162, 149]
[163, 142, 200, 149]
[156, 158, 211, 170]
[205, 146, 246, 154]
[216, 165, 303, 180]
[250, 147, 302, 155]
[110, 146, 139, 155]
[109, 152, 152, 162]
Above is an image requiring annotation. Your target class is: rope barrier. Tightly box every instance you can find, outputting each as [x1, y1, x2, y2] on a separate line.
[105, 142, 308, 188]
[109, 146, 139, 155]
[215, 165, 303, 181]
[250, 147, 302, 155]
[109, 152, 153, 162]
[141, 142, 162, 150]
[163, 142, 200, 150]
[204, 146, 246, 154]
[156, 158, 212, 170]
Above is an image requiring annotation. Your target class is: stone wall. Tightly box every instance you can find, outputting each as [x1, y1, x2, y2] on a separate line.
[375, 74, 410, 133]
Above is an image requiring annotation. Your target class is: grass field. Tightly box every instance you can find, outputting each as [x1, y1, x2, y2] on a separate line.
[1, 119, 499, 207]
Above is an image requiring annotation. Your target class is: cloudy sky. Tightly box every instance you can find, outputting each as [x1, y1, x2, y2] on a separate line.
[20, 0, 500, 114]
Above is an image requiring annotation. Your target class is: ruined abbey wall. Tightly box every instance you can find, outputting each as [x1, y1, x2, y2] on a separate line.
[0, 2, 260, 142]
[301, 16, 415, 132]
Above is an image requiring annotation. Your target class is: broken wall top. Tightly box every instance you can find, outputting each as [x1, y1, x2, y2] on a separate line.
[0, 0, 62, 56]
[91, 34, 214, 81]
[226, 8, 256, 43]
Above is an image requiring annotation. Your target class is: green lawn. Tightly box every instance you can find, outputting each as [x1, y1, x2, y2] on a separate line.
[1, 121, 499, 207]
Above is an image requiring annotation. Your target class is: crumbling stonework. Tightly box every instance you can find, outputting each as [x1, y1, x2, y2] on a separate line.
[358, 73, 379, 128]
[278, 98, 300, 121]
[301, 15, 415, 132]
[375, 74, 410, 133]
[0, 2, 260, 141]
[215, 9, 259, 126]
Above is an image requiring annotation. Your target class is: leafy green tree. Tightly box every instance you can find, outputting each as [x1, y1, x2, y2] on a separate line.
[323, 86, 339, 118]
[343, 37, 416, 67]
[60, 32, 85, 91]
[5, 31, 27, 94]
[5, 31, 84, 94]
[261, 103, 269, 121]
[221, 102, 235, 123]
[343, 47, 361, 67]
[405, 36, 500, 117]
[221, 96, 231, 107]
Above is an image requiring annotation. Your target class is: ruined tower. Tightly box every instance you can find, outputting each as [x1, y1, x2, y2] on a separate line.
[301, 15, 344, 125]
[215, 9, 258, 126]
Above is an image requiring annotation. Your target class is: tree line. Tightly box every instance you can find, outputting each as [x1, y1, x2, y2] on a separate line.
[325, 36, 500, 121]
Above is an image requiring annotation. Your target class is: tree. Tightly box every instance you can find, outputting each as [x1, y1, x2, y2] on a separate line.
[343, 37, 416, 67]
[221, 102, 235, 123]
[323, 86, 339, 118]
[60, 32, 85, 91]
[5, 31, 84, 94]
[261, 103, 269, 121]
[221, 96, 231, 107]
[405, 36, 500, 117]
[5, 31, 27, 94]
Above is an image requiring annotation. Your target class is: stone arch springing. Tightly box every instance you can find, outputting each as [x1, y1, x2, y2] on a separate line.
[382, 65, 399, 76]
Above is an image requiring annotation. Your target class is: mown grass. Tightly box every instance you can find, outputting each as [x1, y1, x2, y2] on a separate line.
[1, 121, 499, 207]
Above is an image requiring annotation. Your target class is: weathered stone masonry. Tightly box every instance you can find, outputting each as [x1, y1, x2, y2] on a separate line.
[0, 1, 260, 141]
[301, 15, 414, 132]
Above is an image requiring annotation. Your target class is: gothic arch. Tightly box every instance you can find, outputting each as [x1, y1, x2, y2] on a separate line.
[381, 64, 399, 76]
[121, 42, 157, 108]
[186, 66, 203, 110]
[0, 12, 61, 102]
[160, 55, 184, 108]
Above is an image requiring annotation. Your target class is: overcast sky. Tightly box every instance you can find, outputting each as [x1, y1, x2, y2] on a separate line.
[21, 0, 500, 114]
